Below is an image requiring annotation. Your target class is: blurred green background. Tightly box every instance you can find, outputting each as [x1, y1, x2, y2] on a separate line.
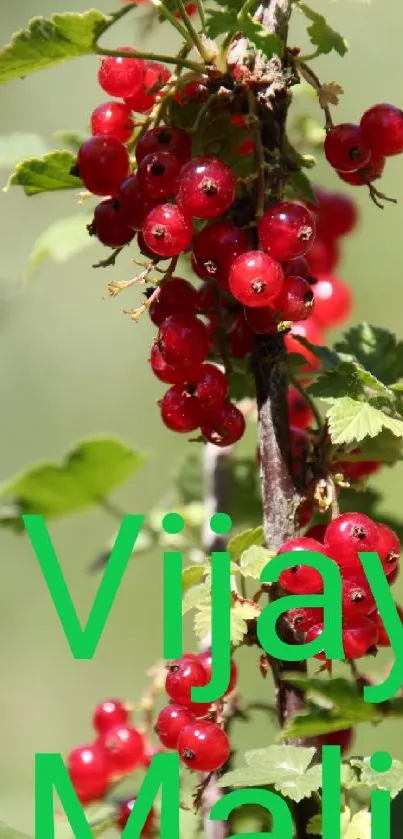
[1, 0, 403, 832]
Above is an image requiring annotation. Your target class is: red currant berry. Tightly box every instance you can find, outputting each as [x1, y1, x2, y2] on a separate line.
[285, 607, 323, 633]
[198, 650, 238, 696]
[333, 453, 380, 484]
[137, 151, 181, 200]
[277, 537, 327, 594]
[342, 573, 376, 620]
[374, 605, 403, 647]
[118, 174, 157, 231]
[243, 305, 278, 335]
[155, 704, 195, 749]
[311, 275, 352, 327]
[388, 565, 400, 586]
[376, 523, 400, 575]
[117, 799, 155, 834]
[190, 364, 228, 412]
[100, 724, 145, 775]
[165, 654, 211, 713]
[229, 315, 254, 358]
[324, 124, 371, 172]
[315, 189, 359, 239]
[158, 313, 209, 369]
[78, 137, 130, 196]
[201, 401, 246, 447]
[142, 744, 164, 769]
[305, 524, 327, 543]
[98, 48, 144, 99]
[284, 321, 324, 371]
[276, 275, 315, 321]
[288, 388, 313, 430]
[178, 722, 230, 772]
[229, 250, 284, 307]
[125, 62, 170, 113]
[282, 256, 311, 281]
[324, 512, 380, 570]
[135, 126, 191, 164]
[143, 204, 193, 258]
[149, 278, 198, 326]
[150, 343, 194, 385]
[177, 157, 236, 219]
[192, 221, 250, 287]
[306, 617, 379, 660]
[93, 700, 130, 735]
[259, 202, 316, 261]
[175, 79, 209, 106]
[67, 744, 110, 804]
[160, 385, 201, 433]
[91, 102, 134, 144]
[360, 103, 403, 157]
[317, 728, 354, 755]
[89, 199, 135, 247]
[305, 236, 340, 275]
[337, 149, 385, 185]
[197, 282, 218, 314]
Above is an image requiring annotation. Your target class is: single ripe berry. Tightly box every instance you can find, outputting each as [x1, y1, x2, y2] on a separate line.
[78, 137, 130, 196]
[98, 48, 144, 98]
[277, 537, 328, 594]
[192, 221, 250, 287]
[149, 278, 198, 326]
[159, 386, 201, 433]
[342, 573, 376, 620]
[93, 700, 130, 735]
[117, 799, 155, 834]
[99, 723, 145, 775]
[197, 282, 218, 314]
[376, 523, 400, 575]
[275, 275, 315, 321]
[305, 236, 340, 276]
[332, 452, 380, 484]
[284, 321, 324, 371]
[288, 388, 313, 430]
[282, 256, 311, 281]
[285, 606, 323, 632]
[324, 124, 371, 172]
[67, 743, 110, 804]
[306, 617, 379, 660]
[311, 275, 352, 327]
[125, 62, 170, 113]
[150, 343, 196, 385]
[258, 202, 316, 261]
[165, 654, 211, 713]
[137, 151, 181, 200]
[91, 102, 134, 144]
[178, 721, 230, 772]
[229, 250, 284, 307]
[89, 199, 135, 247]
[317, 728, 354, 755]
[324, 512, 380, 570]
[229, 315, 254, 358]
[155, 704, 195, 749]
[191, 364, 228, 412]
[118, 174, 157, 230]
[198, 650, 238, 696]
[315, 189, 359, 239]
[158, 313, 209, 369]
[201, 401, 246, 447]
[177, 157, 236, 219]
[142, 204, 193, 257]
[374, 605, 403, 647]
[243, 305, 278, 335]
[360, 103, 403, 157]
[135, 126, 191, 164]
[337, 149, 385, 186]
[305, 524, 327, 543]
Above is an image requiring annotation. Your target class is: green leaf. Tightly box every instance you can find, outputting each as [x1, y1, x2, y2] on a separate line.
[0, 436, 145, 528]
[288, 169, 317, 204]
[335, 323, 403, 386]
[205, 9, 282, 60]
[308, 361, 394, 402]
[182, 565, 205, 593]
[240, 545, 273, 579]
[307, 808, 361, 838]
[296, 2, 348, 56]
[228, 526, 265, 559]
[327, 397, 403, 446]
[183, 583, 210, 615]
[25, 213, 94, 279]
[219, 746, 322, 802]
[351, 758, 403, 799]
[5, 150, 81, 196]
[231, 601, 261, 645]
[0, 132, 49, 168]
[0, 10, 123, 85]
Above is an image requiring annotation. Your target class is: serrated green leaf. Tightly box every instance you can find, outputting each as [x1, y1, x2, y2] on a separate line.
[327, 397, 403, 446]
[0, 132, 49, 168]
[183, 583, 210, 615]
[182, 565, 205, 593]
[230, 601, 261, 646]
[5, 150, 81, 195]
[351, 758, 403, 799]
[25, 213, 94, 279]
[193, 600, 212, 640]
[228, 526, 265, 559]
[218, 766, 270, 789]
[240, 545, 273, 579]
[205, 9, 282, 59]
[296, 2, 348, 56]
[0, 436, 145, 529]
[220, 746, 321, 802]
[335, 323, 403, 386]
[0, 10, 124, 85]
[308, 362, 393, 402]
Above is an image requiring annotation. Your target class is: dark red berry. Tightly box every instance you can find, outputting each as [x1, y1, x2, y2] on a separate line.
[89, 199, 134, 247]
[288, 388, 313, 430]
[117, 798, 155, 834]
[190, 364, 228, 412]
[78, 137, 130, 196]
[160, 385, 201, 433]
[197, 282, 218, 314]
[360, 103, 403, 157]
[324, 513, 380, 570]
[137, 151, 181, 200]
[342, 573, 376, 620]
[118, 174, 157, 230]
[201, 401, 245, 447]
[305, 524, 327, 543]
[178, 721, 230, 771]
[149, 278, 198, 326]
[311, 275, 352, 327]
[165, 654, 211, 713]
[99, 723, 145, 775]
[259, 202, 316, 261]
[67, 743, 110, 804]
[135, 126, 191, 164]
[315, 188, 359, 239]
[317, 728, 354, 755]
[198, 650, 238, 696]
[98, 48, 145, 99]
[332, 452, 380, 484]
[337, 149, 385, 185]
[324, 124, 371, 172]
[276, 275, 315, 321]
[277, 537, 328, 594]
[91, 101, 134, 144]
[155, 704, 195, 749]
[282, 256, 311, 280]
[150, 343, 196, 385]
[124, 62, 170, 113]
[93, 700, 130, 735]
[229, 315, 254, 358]
[305, 236, 340, 275]
[376, 523, 400, 575]
[142, 204, 193, 257]
[158, 313, 209, 369]
[177, 157, 236, 219]
[229, 250, 284, 307]
[192, 221, 250, 288]
[243, 305, 278, 335]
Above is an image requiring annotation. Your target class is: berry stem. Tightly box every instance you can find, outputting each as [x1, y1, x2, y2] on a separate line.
[173, 0, 214, 63]
[289, 374, 323, 430]
[95, 45, 204, 73]
[297, 60, 334, 131]
[157, 3, 196, 43]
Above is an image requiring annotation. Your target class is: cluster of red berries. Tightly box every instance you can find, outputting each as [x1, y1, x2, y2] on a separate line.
[325, 104, 403, 187]
[155, 650, 236, 772]
[280, 512, 402, 659]
[66, 699, 154, 833]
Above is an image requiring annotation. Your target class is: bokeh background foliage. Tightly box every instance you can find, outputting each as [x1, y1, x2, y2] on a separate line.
[1, 0, 403, 833]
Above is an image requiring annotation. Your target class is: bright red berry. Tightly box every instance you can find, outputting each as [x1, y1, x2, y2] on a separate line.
[342, 573, 376, 620]
[306, 617, 379, 660]
[243, 305, 278, 335]
[360, 103, 403, 157]
[286, 606, 323, 632]
[135, 126, 191, 164]
[155, 704, 195, 749]
[91, 101, 134, 144]
[165, 654, 211, 713]
[117, 799, 155, 834]
[317, 728, 354, 755]
[229, 250, 284, 307]
[337, 149, 385, 185]
[67, 743, 110, 804]
[258, 202, 316, 261]
[374, 605, 403, 647]
[376, 523, 400, 575]
[198, 650, 238, 696]
[178, 721, 230, 771]
[124, 62, 170, 113]
[277, 537, 328, 594]
[93, 700, 130, 735]
[137, 151, 180, 200]
[118, 174, 157, 230]
[201, 401, 245, 447]
[288, 388, 313, 429]
[284, 321, 324, 370]
[142, 204, 193, 257]
[276, 275, 315, 321]
[150, 343, 196, 385]
[98, 48, 144, 99]
[160, 386, 201, 432]
[311, 275, 352, 327]
[324, 512, 380, 570]
[149, 278, 198, 326]
[158, 313, 209, 369]
[305, 236, 340, 275]
[89, 199, 135, 247]
[78, 137, 130, 196]
[190, 364, 228, 412]
[324, 124, 371, 172]
[192, 221, 250, 287]
[177, 157, 237, 219]
[100, 723, 145, 775]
